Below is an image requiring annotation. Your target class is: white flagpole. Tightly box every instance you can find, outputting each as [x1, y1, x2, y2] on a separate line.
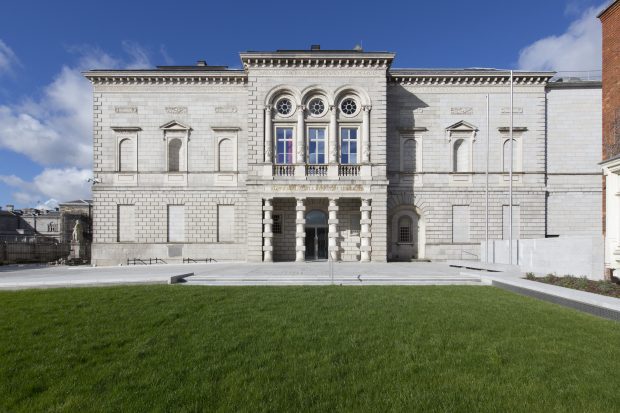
[485, 94, 489, 263]
[509, 70, 514, 265]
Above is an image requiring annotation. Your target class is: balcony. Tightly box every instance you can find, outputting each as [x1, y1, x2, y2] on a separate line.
[272, 163, 368, 179]
[306, 164, 328, 177]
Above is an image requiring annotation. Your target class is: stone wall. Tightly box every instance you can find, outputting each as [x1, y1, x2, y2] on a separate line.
[546, 85, 602, 236]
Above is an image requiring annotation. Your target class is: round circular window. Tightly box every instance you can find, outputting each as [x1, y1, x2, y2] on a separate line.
[308, 98, 326, 117]
[276, 98, 294, 116]
[340, 98, 358, 116]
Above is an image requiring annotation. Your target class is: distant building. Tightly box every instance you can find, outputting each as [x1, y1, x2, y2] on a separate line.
[0, 200, 93, 264]
[599, 0, 620, 277]
[0, 200, 92, 243]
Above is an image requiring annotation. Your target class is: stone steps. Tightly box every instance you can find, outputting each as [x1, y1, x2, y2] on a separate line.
[182, 274, 482, 286]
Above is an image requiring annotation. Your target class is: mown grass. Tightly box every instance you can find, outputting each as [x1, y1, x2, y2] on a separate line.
[1, 285, 619, 412]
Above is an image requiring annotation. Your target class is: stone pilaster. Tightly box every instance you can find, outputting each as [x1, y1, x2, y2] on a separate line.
[264, 106, 272, 163]
[262, 198, 273, 262]
[360, 198, 372, 262]
[328, 197, 339, 261]
[295, 198, 306, 262]
[362, 105, 371, 163]
[296, 106, 305, 164]
[329, 105, 338, 164]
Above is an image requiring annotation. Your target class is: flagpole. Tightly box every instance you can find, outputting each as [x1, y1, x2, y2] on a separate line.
[509, 70, 514, 265]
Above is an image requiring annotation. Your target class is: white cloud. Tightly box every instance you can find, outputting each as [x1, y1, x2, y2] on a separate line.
[0, 43, 152, 205]
[0, 39, 19, 75]
[1, 167, 92, 207]
[517, 4, 604, 72]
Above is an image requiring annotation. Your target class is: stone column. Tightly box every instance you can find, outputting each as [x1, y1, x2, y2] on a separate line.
[328, 198, 339, 261]
[295, 198, 306, 262]
[262, 198, 273, 262]
[362, 105, 371, 163]
[329, 105, 338, 164]
[360, 198, 372, 262]
[265, 106, 272, 163]
[296, 106, 305, 164]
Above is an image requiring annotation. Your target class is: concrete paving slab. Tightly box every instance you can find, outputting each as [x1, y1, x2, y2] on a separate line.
[0, 261, 480, 289]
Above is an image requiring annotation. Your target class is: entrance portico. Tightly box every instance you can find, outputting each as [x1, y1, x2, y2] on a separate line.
[262, 196, 375, 262]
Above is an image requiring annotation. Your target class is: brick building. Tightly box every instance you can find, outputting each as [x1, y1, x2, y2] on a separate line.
[599, 0, 620, 276]
[85, 48, 602, 266]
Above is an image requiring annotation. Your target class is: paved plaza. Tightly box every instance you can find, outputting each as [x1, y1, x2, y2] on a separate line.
[0, 261, 487, 289]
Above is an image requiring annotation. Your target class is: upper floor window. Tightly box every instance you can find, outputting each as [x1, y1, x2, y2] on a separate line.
[276, 98, 294, 116]
[308, 98, 326, 117]
[340, 127, 358, 164]
[502, 138, 519, 172]
[276, 127, 294, 164]
[168, 138, 182, 172]
[453, 138, 469, 172]
[308, 127, 326, 164]
[402, 138, 417, 173]
[119, 138, 136, 172]
[340, 98, 358, 116]
[218, 138, 234, 171]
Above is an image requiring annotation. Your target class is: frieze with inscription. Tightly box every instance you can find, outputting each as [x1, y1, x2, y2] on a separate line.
[114, 106, 138, 114]
[215, 105, 238, 113]
[501, 107, 524, 114]
[165, 106, 187, 114]
[451, 107, 473, 115]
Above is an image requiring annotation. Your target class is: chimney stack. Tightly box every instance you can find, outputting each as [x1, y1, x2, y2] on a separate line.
[310, 44, 321, 51]
[196, 60, 207, 66]
[6, 204, 14, 212]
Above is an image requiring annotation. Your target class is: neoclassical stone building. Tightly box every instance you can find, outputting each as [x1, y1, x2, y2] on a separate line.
[85, 47, 602, 265]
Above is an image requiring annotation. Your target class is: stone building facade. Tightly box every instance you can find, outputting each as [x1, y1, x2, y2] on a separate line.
[85, 48, 602, 266]
[599, 0, 620, 276]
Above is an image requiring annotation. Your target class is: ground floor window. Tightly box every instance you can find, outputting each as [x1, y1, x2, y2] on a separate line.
[398, 216, 412, 242]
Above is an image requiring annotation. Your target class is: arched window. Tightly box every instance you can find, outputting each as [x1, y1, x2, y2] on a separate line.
[503, 139, 517, 172]
[398, 216, 412, 243]
[305, 210, 327, 226]
[118, 138, 135, 172]
[218, 138, 233, 171]
[168, 138, 182, 172]
[402, 139, 416, 172]
[453, 138, 468, 172]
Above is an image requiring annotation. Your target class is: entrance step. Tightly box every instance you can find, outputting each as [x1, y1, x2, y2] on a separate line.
[182, 274, 482, 286]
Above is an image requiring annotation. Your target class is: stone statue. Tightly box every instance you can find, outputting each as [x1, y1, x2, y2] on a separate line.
[72, 220, 83, 243]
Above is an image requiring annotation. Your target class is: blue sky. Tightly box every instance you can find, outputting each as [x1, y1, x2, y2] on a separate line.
[0, 0, 607, 209]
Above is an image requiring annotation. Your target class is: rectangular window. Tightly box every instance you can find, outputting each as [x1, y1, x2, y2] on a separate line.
[340, 127, 358, 164]
[117, 205, 135, 242]
[275, 127, 294, 164]
[218, 205, 235, 242]
[502, 205, 520, 240]
[350, 214, 361, 235]
[308, 127, 326, 164]
[273, 214, 282, 234]
[167, 205, 185, 242]
[452, 205, 470, 243]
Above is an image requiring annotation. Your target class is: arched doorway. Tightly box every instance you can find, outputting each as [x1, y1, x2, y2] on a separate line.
[305, 210, 328, 260]
[390, 208, 425, 261]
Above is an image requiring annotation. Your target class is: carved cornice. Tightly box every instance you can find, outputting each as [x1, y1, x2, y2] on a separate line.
[84, 70, 247, 85]
[240, 52, 395, 70]
[389, 70, 554, 86]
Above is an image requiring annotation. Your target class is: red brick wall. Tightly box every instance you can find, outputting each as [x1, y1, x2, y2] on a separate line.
[601, 1, 620, 274]
[601, 1, 620, 161]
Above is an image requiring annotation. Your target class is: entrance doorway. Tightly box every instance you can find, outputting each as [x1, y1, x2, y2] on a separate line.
[305, 210, 328, 260]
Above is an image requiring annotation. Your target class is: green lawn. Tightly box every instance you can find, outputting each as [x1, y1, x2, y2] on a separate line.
[1, 286, 619, 412]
